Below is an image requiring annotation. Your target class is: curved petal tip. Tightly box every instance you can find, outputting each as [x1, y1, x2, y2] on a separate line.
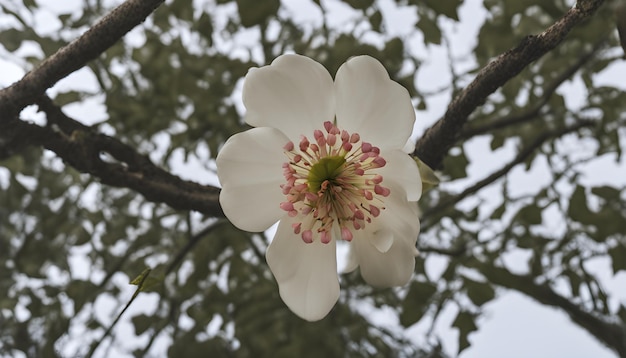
[266, 217, 340, 321]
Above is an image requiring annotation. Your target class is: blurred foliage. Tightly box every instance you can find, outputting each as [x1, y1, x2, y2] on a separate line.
[1, 0, 626, 357]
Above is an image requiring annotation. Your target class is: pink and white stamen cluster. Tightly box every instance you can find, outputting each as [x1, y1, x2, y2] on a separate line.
[279, 121, 391, 244]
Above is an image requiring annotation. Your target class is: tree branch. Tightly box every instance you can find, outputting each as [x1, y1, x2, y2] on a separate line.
[422, 120, 595, 221]
[471, 260, 626, 356]
[0, 0, 165, 117]
[413, 0, 606, 169]
[1, 100, 224, 217]
[0, 0, 607, 221]
[459, 38, 605, 140]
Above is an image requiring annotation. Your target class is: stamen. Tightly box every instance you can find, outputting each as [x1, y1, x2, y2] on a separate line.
[292, 222, 302, 234]
[320, 231, 331, 244]
[281, 122, 391, 244]
[341, 227, 353, 241]
[302, 230, 313, 243]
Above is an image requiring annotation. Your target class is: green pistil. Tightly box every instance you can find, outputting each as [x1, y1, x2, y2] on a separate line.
[307, 155, 346, 193]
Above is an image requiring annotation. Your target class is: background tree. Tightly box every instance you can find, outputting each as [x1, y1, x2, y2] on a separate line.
[0, 0, 625, 357]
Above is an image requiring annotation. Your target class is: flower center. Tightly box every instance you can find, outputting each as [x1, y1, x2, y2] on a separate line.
[280, 121, 391, 244]
[307, 156, 346, 193]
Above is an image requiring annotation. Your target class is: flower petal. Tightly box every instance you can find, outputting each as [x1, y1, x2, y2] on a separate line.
[379, 183, 421, 245]
[216, 127, 288, 232]
[243, 54, 335, 141]
[335, 56, 415, 150]
[353, 183, 420, 287]
[402, 138, 416, 154]
[353, 231, 417, 287]
[370, 228, 393, 253]
[266, 216, 340, 321]
[378, 149, 422, 201]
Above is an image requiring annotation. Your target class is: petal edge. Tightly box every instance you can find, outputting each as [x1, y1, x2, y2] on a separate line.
[266, 216, 340, 321]
[216, 127, 288, 232]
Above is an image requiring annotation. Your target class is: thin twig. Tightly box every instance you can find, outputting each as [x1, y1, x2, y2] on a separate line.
[85, 221, 223, 357]
[0, 0, 165, 117]
[470, 259, 626, 357]
[3, 102, 224, 216]
[422, 120, 595, 221]
[85, 267, 152, 358]
[460, 38, 606, 140]
[164, 220, 227, 276]
[413, 0, 606, 169]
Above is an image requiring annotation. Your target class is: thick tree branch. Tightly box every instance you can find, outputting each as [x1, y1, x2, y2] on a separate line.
[0, 0, 164, 117]
[471, 261, 626, 356]
[460, 39, 605, 140]
[1, 101, 223, 217]
[0, 0, 607, 221]
[413, 0, 606, 169]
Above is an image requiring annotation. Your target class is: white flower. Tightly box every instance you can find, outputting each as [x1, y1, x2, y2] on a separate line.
[216, 54, 422, 321]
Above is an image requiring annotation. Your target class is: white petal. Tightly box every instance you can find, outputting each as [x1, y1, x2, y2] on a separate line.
[243, 54, 335, 141]
[353, 183, 420, 287]
[266, 216, 340, 321]
[335, 56, 415, 150]
[378, 149, 422, 202]
[380, 183, 421, 244]
[402, 138, 416, 154]
[216, 127, 288, 232]
[353, 231, 416, 287]
[370, 228, 393, 253]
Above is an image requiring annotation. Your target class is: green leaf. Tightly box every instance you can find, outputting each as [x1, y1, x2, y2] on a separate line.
[343, 0, 374, 10]
[129, 267, 164, 292]
[490, 134, 505, 150]
[414, 156, 440, 192]
[400, 281, 437, 327]
[442, 149, 469, 179]
[132, 314, 153, 335]
[465, 279, 496, 306]
[195, 12, 214, 46]
[369, 10, 382, 32]
[235, 0, 280, 27]
[516, 204, 542, 225]
[0, 28, 24, 52]
[417, 99, 427, 110]
[66, 280, 98, 312]
[171, 0, 194, 21]
[0, 156, 25, 172]
[58, 13, 73, 24]
[424, 0, 461, 20]
[591, 186, 621, 200]
[54, 91, 82, 106]
[416, 16, 441, 45]
[452, 311, 478, 353]
[568, 185, 593, 224]
[130, 268, 152, 286]
[490, 202, 506, 219]
[608, 244, 626, 274]
[517, 234, 546, 249]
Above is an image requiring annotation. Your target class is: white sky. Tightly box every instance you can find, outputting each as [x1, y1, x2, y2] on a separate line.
[1, 0, 625, 357]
